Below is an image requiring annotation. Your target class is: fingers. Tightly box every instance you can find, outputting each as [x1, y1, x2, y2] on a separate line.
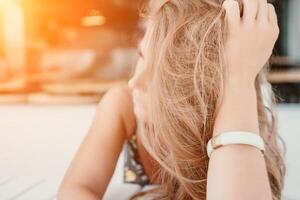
[268, 4, 278, 24]
[223, 0, 278, 31]
[241, 0, 277, 24]
[268, 3, 279, 38]
[257, 0, 268, 22]
[223, 0, 241, 27]
[242, 0, 258, 22]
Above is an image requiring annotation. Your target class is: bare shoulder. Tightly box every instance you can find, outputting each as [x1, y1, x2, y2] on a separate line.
[102, 84, 132, 103]
[58, 84, 135, 197]
[97, 84, 136, 138]
[99, 84, 133, 116]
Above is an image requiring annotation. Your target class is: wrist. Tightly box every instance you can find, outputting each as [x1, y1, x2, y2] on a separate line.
[214, 77, 260, 137]
[224, 77, 256, 94]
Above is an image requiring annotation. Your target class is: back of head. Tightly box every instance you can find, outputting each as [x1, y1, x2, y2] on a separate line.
[134, 0, 285, 199]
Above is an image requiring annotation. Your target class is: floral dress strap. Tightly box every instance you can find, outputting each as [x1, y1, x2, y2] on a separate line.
[124, 134, 150, 187]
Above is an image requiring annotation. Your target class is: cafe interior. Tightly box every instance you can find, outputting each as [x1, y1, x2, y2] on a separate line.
[0, 0, 299, 199]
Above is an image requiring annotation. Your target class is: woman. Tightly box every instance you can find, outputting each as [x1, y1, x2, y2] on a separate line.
[58, 0, 285, 199]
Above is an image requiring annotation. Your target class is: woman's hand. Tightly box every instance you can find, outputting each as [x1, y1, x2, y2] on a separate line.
[208, 2, 275, 199]
[222, 0, 279, 84]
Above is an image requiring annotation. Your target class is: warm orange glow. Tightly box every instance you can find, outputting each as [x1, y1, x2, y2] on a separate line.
[0, 0, 138, 97]
[1, 0, 26, 73]
[0, 0, 15, 7]
[81, 15, 106, 27]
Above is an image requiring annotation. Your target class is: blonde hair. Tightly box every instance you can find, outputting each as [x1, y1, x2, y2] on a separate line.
[133, 0, 285, 199]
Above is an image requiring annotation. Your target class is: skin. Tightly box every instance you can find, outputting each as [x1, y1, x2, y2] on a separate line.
[58, 0, 278, 199]
[57, 86, 136, 200]
[208, 0, 278, 200]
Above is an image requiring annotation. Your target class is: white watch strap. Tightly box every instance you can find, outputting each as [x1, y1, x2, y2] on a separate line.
[207, 131, 265, 158]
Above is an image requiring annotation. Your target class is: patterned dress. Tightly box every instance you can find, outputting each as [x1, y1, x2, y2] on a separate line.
[124, 134, 150, 187]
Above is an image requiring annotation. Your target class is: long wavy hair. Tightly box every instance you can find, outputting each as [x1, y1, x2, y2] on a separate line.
[132, 0, 285, 199]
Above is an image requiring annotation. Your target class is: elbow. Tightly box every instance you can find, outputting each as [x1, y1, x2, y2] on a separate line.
[57, 183, 101, 200]
[57, 183, 76, 200]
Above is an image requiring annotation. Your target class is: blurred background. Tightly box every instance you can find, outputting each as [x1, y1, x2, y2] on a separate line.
[0, 0, 299, 104]
[0, 0, 142, 104]
[0, 0, 299, 199]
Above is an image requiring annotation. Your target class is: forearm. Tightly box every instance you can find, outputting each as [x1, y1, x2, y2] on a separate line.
[207, 144, 271, 200]
[213, 79, 259, 136]
[207, 80, 272, 200]
[58, 86, 135, 200]
[206, 0, 279, 198]
[57, 185, 100, 200]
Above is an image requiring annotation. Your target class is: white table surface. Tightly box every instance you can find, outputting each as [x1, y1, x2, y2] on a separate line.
[0, 104, 299, 200]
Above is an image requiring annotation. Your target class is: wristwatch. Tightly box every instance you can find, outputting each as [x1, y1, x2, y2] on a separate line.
[207, 131, 265, 158]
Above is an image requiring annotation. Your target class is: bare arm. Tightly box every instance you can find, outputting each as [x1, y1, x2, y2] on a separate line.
[57, 85, 136, 200]
[207, 0, 279, 199]
[207, 82, 272, 200]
